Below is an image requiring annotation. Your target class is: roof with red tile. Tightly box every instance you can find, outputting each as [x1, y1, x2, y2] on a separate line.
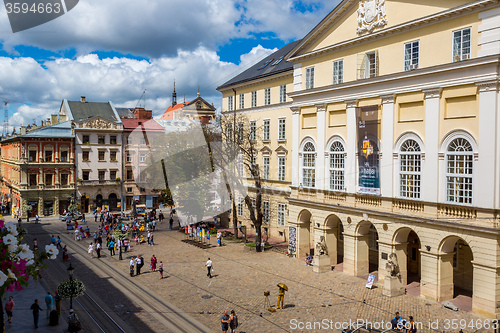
[121, 118, 164, 132]
[160, 101, 192, 119]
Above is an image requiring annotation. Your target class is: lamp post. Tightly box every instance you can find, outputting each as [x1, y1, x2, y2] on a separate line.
[67, 263, 75, 310]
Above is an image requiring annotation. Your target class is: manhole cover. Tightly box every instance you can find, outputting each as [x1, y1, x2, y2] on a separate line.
[201, 295, 213, 299]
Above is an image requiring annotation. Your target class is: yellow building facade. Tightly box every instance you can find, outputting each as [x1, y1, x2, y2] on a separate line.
[219, 0, 500, 318]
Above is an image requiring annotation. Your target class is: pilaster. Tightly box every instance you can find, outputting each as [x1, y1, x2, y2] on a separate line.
[316, 104, 326, 190]
[293, 63, 302, 92]
[291, 107, 301, 187]
[380, 95, 394, 198]
[345, 99, 357, 194]
[422, 89, 440, 203]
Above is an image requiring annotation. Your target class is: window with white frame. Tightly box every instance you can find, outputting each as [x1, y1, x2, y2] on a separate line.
[251, 91, 257, 107]
[126, 153, 132, 162]
[358, 51, 378, 79]
[263, 201, 269, 223]
[263, 156, 270, 180]
[305, 67, 314, 89]
[278, 203, 286, 227]
[238, 122, 244, 142]
[453, 27, 471, 62]
[140, 153, 146, 162]
[250, 197, 256, 214]
[333, 59, 343, 84]
[239, 93, 244, 109]
[228, 95, 234, 111]
[399, 139, 421, 199]
[446, 138, 473, 204]
[264, 88, 271, 105]
[250, 121, 256, 142]
[237, 198, 244, 216]
[278, 118, 286, 141]
[226, 123, 233, 142]
[278, 156, 286, 181]
[238, 154, 245, 177]
[302, 142, 316, 188]
[263, 119, 270, 142]
[279, 84, 286, 103]
[404, 41, 419, 71]
[329, 141, 345, 191]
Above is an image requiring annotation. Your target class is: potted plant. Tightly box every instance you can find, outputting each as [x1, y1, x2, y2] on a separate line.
[115, 177, 121, 183]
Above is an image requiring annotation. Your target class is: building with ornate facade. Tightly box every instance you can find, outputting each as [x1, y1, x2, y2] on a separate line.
[219, 0, 500, 318]
[0, 118, 75, 217]
[59, 97, 123, 213]
[159, 87, 216, 125]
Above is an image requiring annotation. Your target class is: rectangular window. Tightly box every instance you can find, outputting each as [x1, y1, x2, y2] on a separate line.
[278, 118, 286, 141]
[278, 156, 286, 181]
[358, 51, 378, 79]
[226, 123, 233, 142]
[110, 170, 117, 180]
[60, 150, 68, 162]
[126, 169, 133, 180]
[60, 173, 69, 186]
[453, 27, 471, 62]
[127, 187, 133, 193]
[126, 153, 132, 162]
[250, 121, 256, 142]
[127, 136, 133, 145]
[98, 170, 105, 181]
[82, 171, 90, 181]
[44, 150, 52, 162]
[306, 67, 315, 89]
[98, 150, 105, 161]
[333, 59, 344, 84]
[228, 95, 234, 111]
[140, 153, 146, 162]
[238, 122, 244, 142]
[263, 201, 270, 223]
[263, 156, 270, 180]
[98, 135, 105, 144]
[82, 151, 89, 161]
[82, 135, 90, 144]
[110, 136, 117, 144]
[238, 155, 245, 177]
[279, 84, 286, 103]
[110, 151, 117, 161]
[404, 41, 419, 71]
[45, 173, 53, 186]
[263, 119, 270, 142]
[251, 91, 257, 107]
[264, 88, 271, 105]
[237, 198, 243, 217]
[239, 93, 244, 109]
[28, 150, 37, 162]
[278, 203, 286, 227]
[29, 174, 37, 186]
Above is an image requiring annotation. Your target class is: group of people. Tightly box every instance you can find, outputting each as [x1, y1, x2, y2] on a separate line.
[185, 224, 223, 246]
[19, 291, 75, 330]
[220, 309, 238, 333]
[129, 254, 164, 279]
[391, 311, 417, 332]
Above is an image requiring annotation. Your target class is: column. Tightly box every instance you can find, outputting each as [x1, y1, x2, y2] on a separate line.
[393, 243, 408, 285]
[315, 104, 326, 190]
[343, 233, 369, 276]
[420, 251, 453, 302]
[472, 262, 500, 318]
[291, 107, 301, 187]
[476, 81, 498, 209]
[380, 95, 394, 197]
[422, 89, 440, 203]
[293, 63, 302, 92]
[345, 100, 357, 193]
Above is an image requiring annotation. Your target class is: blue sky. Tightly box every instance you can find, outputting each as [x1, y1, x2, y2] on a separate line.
[0, 0, 335, 130]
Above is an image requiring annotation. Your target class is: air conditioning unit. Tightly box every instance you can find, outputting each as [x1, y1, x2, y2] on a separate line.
[410, 64, 418, 70]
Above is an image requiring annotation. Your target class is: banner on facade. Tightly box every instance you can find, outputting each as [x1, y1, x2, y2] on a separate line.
[356, 105, 380, 195]
[288, 227, 296, 257]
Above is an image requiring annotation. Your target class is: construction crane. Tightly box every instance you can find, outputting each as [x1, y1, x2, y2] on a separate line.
[3, 101, 8, 137]
[135, 89, 147, 109]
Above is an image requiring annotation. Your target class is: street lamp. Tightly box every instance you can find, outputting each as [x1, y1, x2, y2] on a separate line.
[67, 263, 75, 309]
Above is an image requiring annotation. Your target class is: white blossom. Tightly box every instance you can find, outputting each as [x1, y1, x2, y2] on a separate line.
[6, 269, 17, 281]
[45, 244, 59, 259]
[0, 271, 7, 287]
[3, 234, 17, 247]
[16, 244, 34, 260]
[26, 259, 35, 266]
[5, 222, 18, 236]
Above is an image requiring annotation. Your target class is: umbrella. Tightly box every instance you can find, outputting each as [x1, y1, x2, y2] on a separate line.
[277, 283, 288, 291]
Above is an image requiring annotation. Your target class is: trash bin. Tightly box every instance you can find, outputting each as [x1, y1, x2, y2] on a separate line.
[49, 310, 59, 326]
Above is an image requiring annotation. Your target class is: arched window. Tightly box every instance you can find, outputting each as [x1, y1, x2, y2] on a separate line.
[446, 138, 473, 204]
[302, 142, 316, 188]
[329, 141, 345, 191]
[399, 139, 421, 199]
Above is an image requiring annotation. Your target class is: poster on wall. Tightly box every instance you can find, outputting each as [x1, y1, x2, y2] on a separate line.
[289, 227, 297, 256]
[357, 105, 380, 195]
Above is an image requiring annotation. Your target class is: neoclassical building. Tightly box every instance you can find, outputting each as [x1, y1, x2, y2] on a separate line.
[219, 0, 500, 318]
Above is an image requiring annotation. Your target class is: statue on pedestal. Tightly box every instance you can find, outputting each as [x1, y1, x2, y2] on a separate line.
[315, 236, 328, 256]
[385, 253, 400, 277]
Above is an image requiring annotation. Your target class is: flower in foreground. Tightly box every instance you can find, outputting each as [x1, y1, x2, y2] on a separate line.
[0, 270, 7, 287]
[17, 244, 34, 260]
[45, 244, 59, 259]
[3, 234, 17, 247]
[4, 222, 18, 236]
[6, 269, 17, 281]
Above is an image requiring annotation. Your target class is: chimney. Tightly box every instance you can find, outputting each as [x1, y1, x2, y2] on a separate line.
[51, 114, 58, 125]
[47, 118, 51, 126]
[80, 96, 86, 103]
[20, 126, 26, 135]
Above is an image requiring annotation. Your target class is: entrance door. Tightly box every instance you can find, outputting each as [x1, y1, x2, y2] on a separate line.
[407, 231, 420, 275]
[29, 202, 38, 218]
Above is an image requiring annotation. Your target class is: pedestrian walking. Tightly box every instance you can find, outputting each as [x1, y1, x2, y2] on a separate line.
[51, 235, 56, 245]
[158, 261, 164, 279]
[33, 238, 38, 251]
[45, 292, 53, 318]
[408, 316, 417, 333]
[217, 231, 222, 246]
[96, 242, 101, 258]
[5, 296, 14, 324]
[150, 233, 155, 246]
[56, 236, 62, 249]
[54, 291, 62, 317]
[30, 299, 43, 328]
[169, 217, 173, 230]
[35, 214, 39, 224]
[136, 256, 142, 275]
[206, 257, 213, 278]
[129, 257, 135, 277]
[152, 219, 156, 231]
[108, 239, 115, 256]
[150, 255, 157, 271]
[220, 310, 230, 333]
[62, 245, 69, 261]
[229, 310, 238, 333]
[147, 231, 151, 245]
[67, 309, 80, 332]
[88, 242, 94, 258]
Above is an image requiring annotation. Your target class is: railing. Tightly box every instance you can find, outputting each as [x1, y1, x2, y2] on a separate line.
[324, 191, 347, 202]
[392, 198, 424, 212]
[355, 195, 382, 207]
[80, 180, 119, 186]
[438, 204, 477, 219]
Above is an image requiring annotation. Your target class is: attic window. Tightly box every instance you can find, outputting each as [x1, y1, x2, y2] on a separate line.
[257, 59, 273, 70]
[271, 56, 284, 66]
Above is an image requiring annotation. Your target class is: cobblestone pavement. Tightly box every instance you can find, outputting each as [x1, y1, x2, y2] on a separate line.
[36, 217, 492, 333]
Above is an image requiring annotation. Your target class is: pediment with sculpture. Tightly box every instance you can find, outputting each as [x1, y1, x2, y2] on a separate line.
[82, 117, 113, 129]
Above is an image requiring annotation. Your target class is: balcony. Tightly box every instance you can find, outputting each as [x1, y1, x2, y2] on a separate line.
[79, 180, 120, 186]
[292, 188, 498, 229]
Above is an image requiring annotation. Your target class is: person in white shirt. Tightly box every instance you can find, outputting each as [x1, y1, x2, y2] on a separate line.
[96, 242, 101, 258]
[206, 258, 213, 278]
[88, 243, 94, 258]
[129, 258, 135, 277]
